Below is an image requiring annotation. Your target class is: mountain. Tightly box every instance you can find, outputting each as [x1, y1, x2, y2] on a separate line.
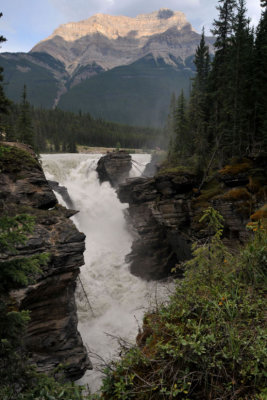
[0, 9, 214, 126]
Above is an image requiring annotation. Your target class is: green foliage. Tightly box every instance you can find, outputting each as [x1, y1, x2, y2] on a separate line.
[17, 85, 35, 149]
[98, 209, 267, 399]
[0, 213, 48, 290]
[0, 213, 49, 397]
[58, 55, 193, 128]
[167, 0, 267, 175]
[0, 52, 194, 129]
[0, 144, 38, 177]
[0, 53, 60, 109]
[0, 367, 90, 400]
[2, 104, 162, 153]
[0, 13, 11, 132]
[15, 371, 87, 400]
[0, 210, 85, 400]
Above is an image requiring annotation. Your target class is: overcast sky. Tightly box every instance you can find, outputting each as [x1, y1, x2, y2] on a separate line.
[0, 0, 263, 53]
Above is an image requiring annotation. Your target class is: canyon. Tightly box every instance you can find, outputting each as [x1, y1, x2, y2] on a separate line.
[1, 144, 266, 392]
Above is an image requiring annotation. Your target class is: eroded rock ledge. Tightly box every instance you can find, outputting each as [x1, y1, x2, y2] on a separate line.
[118, 156, 266, 280]
[96, 150, 132, 188]
[0, 142, 91, 380]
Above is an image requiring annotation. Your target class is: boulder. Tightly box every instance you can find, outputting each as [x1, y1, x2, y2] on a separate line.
[96, 150, 132, 187]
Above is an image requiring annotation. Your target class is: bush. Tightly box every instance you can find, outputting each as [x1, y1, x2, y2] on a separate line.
[97, 209, 267, 399]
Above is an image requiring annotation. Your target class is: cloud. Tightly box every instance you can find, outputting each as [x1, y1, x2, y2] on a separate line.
[48, 0, 199, 20]
[0, 0, 263, 53]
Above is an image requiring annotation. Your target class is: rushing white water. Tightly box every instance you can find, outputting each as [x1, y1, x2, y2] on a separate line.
[41, 153, 171, 393]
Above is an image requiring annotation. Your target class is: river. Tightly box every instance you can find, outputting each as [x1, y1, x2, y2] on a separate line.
[41, 153, 171, 393]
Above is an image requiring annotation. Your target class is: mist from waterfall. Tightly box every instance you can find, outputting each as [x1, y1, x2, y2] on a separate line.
[41, 153, 171, 393]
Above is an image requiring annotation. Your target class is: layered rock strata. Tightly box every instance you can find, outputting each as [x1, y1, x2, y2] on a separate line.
[96, 150, 132, 188]
[0, 142, 91, 380]
[118, 156, 266, 280]
[31, 9, 213, 74]
[118, 172, 197, 280]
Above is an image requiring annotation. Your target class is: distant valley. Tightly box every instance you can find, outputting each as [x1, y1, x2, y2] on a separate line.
[0, 9, 214, 127]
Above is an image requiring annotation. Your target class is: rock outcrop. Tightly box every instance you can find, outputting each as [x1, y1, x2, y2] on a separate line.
[96, 150, 132, 188]
[48, 180, 74, 209]
[0, 142, 91, 380]
[118, 157, 267, 280]
[118, 172, 197, 280]
[142, 152, 162, 177]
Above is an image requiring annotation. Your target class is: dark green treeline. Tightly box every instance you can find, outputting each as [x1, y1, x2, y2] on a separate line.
[167, 0, 267, 172]
[3, 104, 161, 152]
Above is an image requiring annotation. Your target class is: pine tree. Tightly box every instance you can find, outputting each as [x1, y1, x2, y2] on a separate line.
[194, 28, 211, 93]
[210, 0, 238, 162]
[17, 85, 35, 148]
[253, 0, 267, 151]
[0, 13, 11, 137]
[189, 28, 211, 170]
[173, 90, 189, 159]
[165, 92, 176, 154]
[230, 0, 254, 154]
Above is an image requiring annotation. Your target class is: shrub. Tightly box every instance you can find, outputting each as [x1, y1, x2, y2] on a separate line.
[219, 159, 253, 175]
[97, 208, 267, 400]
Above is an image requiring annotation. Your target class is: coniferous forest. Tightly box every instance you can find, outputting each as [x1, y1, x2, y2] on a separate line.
[2, 102, 161, 153]
[166, 0, 267, 172]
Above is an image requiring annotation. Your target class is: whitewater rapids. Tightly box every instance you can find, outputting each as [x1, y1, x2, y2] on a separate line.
[41, 153, 171, 393]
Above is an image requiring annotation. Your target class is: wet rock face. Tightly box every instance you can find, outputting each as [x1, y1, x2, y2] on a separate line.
[142, 152, 162, 178]
[118, 173, 197, 280]
[96, 150, 132, 187]
[118, 157, 266, 280]
[48, 180, 74, 209]
[0, 143, 90, 380]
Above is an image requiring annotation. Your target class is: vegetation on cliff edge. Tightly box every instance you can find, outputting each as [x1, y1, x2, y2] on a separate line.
[91, 208, 267, 400]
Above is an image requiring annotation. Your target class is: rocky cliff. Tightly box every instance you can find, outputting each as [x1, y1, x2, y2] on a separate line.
[96, 150, 132, 188]
[0, 142, 91, 380]
[118, 156, 267, 280]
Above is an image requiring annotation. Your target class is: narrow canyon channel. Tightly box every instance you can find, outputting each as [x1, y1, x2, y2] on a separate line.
[41, 153, 172, 393]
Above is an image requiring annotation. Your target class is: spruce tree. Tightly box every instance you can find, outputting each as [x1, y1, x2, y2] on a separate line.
[173, 90, 189, 159]
[17, 85, 35, 148]
[189, 28, 211, 170]
[0, 13, 11, 137]
[253, 0, 267, 151]
[165, 92, 176, 154]
[210, 0, 238, 162]
[230, 0, 254, 154]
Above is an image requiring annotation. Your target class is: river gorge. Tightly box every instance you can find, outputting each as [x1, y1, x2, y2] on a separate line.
[41, 153, 171, 392]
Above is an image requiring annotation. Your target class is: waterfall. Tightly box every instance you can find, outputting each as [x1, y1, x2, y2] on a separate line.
[41, 153, 170, 393]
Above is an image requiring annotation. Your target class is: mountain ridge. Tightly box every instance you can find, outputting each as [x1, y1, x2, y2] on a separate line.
[1, 9, 214, 126]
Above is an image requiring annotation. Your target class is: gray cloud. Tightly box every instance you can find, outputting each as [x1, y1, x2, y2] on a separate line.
[48, 0, 262, 34]
[0, 0, 263, 53]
